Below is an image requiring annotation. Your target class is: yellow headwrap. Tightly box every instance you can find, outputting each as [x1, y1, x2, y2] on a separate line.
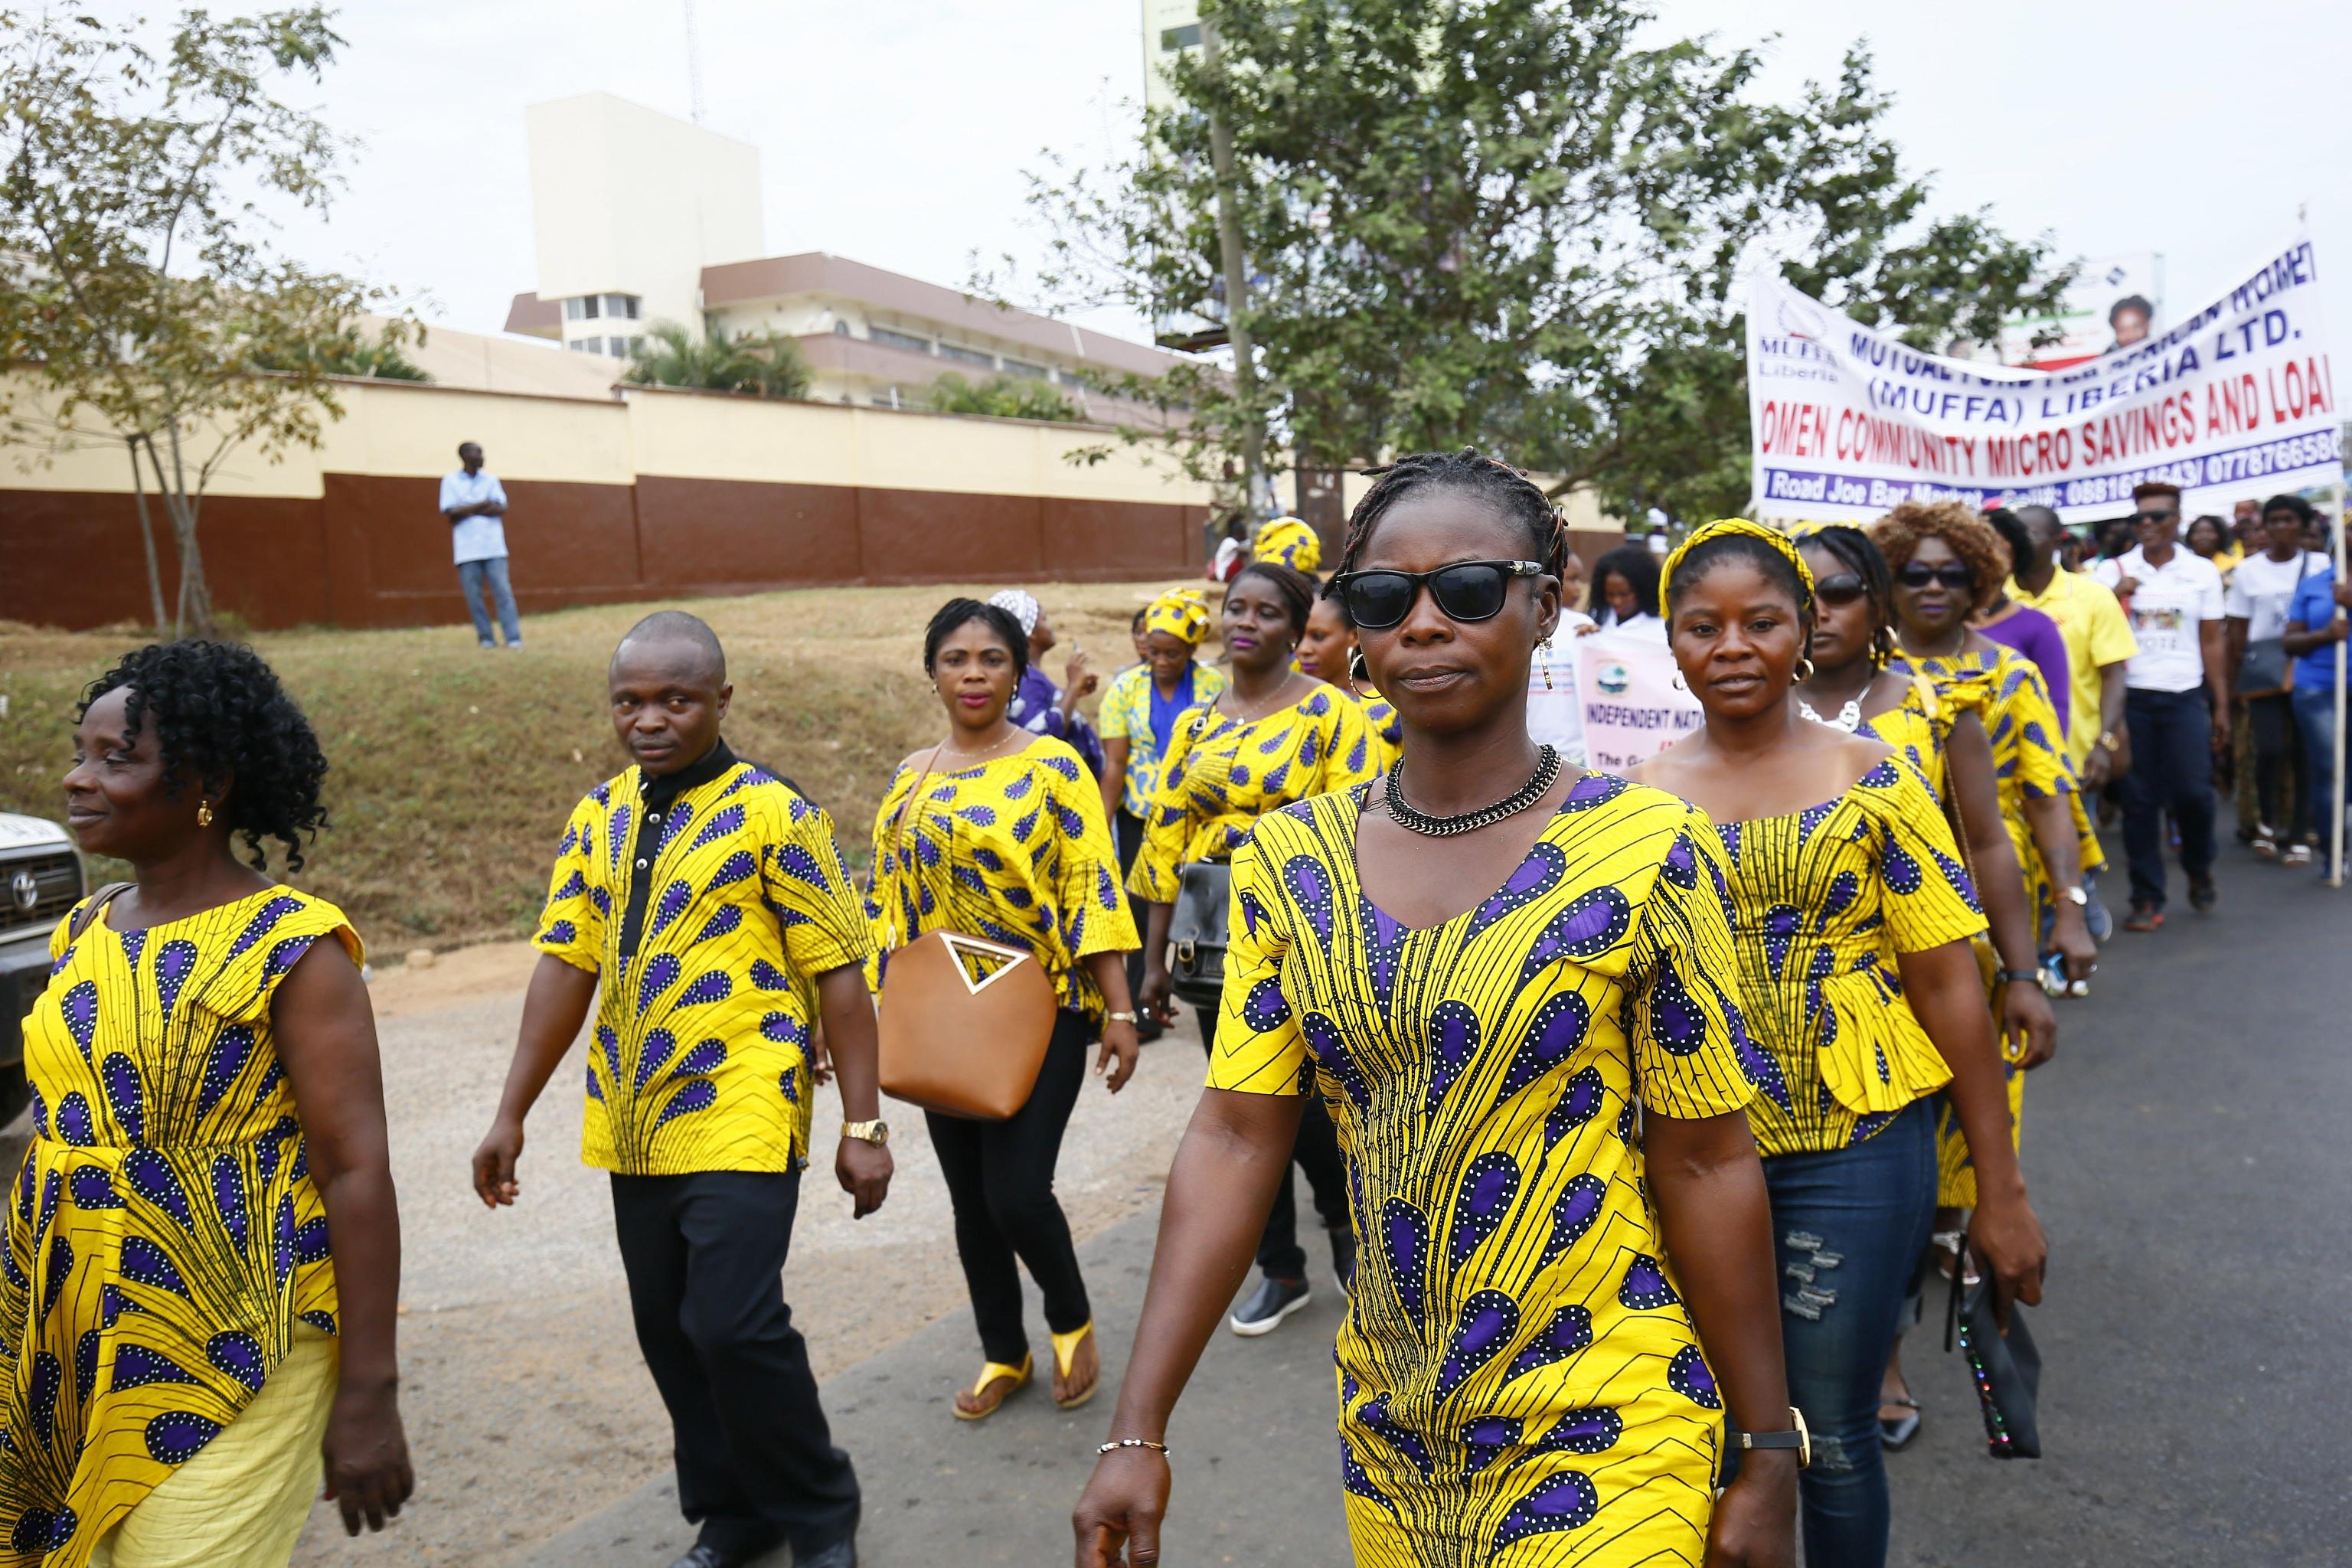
[1254, 517, 1321, 574]
[1661, 518, 1816, 609]
[1142, 588, 1211, 648]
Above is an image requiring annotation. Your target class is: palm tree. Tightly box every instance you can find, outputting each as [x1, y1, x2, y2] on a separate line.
[626, 320, 812, 399]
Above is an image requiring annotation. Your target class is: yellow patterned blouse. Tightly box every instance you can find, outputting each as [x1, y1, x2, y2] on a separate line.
[1353, 688, 1403, 773]
[867, 739, 1138, 1021]
[1713, 756, 1988, 1158]
[1129, 686, 1380, 903]
[535, 753, 874, 1176]
[1212, 776, 1766, 1566]
[4, 887, 357, 1566]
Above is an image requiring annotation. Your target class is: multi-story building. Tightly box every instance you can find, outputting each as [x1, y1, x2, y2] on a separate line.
[1143, 0, 1202, 112]
[501, 93, 1182, 422]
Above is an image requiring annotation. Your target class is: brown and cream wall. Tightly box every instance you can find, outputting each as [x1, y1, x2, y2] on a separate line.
[0, 379, 1217, 632]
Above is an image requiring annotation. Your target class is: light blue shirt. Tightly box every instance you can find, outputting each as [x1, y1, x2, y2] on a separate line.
[439, 469, 509, 564]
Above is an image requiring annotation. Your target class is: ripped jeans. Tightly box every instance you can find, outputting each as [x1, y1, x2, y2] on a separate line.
[1762, 1099, 1937, 1568]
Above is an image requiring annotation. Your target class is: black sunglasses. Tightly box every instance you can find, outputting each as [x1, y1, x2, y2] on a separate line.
[1813, 571, 1868, 606]
[1330, 560, 1545, 631]
[1894, 563, 1974, 591]
[2135, 508, 2179, 524]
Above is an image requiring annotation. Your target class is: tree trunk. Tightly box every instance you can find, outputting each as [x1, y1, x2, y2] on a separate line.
[125, 439, 168, 632]
[154, 418, 216, 639]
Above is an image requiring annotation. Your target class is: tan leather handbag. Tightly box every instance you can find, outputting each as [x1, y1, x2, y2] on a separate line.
[875, 750, 1057, 1119]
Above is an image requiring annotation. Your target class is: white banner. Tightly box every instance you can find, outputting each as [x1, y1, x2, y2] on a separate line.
[1575, 632, 1702, 774]
[1746, 231, 2341, 524]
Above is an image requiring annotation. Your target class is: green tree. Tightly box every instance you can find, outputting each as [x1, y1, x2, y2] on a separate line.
[926, 370, 1080, 422]
[626, 321, 812, 400]
[0, 7, 418, 635]
[997, 0, 2073, 522]
[250, 321, 432, 382]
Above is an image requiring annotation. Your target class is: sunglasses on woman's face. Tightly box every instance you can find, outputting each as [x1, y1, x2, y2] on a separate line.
[1894, 563, 1974, 591]
[1330, 560, 1544, 631]
[1812, 571, 1868, 606]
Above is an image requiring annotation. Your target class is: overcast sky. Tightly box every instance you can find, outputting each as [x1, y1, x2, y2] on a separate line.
[99, 0, 2352, 349]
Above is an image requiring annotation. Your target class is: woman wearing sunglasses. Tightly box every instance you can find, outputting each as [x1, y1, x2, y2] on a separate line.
[1130, 560, 1379, 1334]
[1079, 451, 1799, 1568]
[1790, 524, 2056, 1452]
[1634, 521, 2047, 1568]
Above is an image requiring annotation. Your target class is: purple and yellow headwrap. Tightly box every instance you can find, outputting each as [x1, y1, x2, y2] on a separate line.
[1253, 517, 1321, 574]
[1661, 518, 1815, 611]
[1142, 588, 1212, 648]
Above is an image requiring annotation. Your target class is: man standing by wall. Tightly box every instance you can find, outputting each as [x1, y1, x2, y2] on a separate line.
[441, 440, 523, 648]
[472, 612, 888, 1568]
[2091, 482, 2231, 929]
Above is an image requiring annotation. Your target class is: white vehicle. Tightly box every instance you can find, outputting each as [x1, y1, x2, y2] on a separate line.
[0, 812, 86, 1135]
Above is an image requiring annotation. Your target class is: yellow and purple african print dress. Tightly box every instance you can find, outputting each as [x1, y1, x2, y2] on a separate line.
[1712, 756, 1988, 1158]
[1129, 685, 1380, 901]
[1212, 776, 1767, 1565]
[867, 738, 1138, 1022]
[2, 888, 358, 1566]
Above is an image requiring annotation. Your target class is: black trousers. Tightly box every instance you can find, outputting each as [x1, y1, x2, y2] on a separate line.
[1114, 810, 1151, 1020]
[2247, 691, 2310, 841]
[2121, 686, 2219, 910]
[610, 1169, 860, 1558]
[927, 1011, 1093, 1365]
[1197, 1006, 1351, 1282]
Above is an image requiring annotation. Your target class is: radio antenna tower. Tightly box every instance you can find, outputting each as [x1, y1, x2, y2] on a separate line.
[682, 0, 706, 123]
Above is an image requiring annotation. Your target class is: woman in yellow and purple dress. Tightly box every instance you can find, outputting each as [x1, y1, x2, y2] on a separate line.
[1298, 591, 1403, 771]
[1636, 521, 2047, 1568]
[1078, 452, 1800, 1568]
[8, 642, 410, 1567]
[869, 598, 1142, 1419]
[1132, 560, 1381, 1331]
[1870, 502, 2096, 1213]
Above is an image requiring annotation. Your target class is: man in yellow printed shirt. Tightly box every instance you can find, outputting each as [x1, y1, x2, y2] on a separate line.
[471, 611, 889, 1568]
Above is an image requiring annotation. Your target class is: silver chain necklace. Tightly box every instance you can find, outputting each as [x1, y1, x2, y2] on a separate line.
[1797, 696, 1864, 733]
[1383, 746, 1562, 837]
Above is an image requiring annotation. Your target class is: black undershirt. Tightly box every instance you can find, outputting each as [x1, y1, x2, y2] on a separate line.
[615, 739, 739, 962]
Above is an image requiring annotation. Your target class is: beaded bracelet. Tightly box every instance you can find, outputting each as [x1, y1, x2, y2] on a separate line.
[1096, 1438, 1171, 1457]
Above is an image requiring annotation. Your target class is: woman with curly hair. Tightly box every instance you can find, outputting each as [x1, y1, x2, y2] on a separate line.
[11, 641, 411, 1566]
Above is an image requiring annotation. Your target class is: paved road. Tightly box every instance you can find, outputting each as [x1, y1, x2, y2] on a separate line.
[518, 836, 2349, 1566]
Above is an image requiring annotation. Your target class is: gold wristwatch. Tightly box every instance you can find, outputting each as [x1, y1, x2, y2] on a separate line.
[840, 1119, 890, 1146]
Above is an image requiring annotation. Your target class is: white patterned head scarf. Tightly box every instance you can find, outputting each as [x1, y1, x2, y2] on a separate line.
[988, 589, 1042, 636]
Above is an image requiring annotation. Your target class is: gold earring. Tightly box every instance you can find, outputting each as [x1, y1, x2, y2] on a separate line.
[1792, 657, 1815, 684]
[197, 799, 214, 827]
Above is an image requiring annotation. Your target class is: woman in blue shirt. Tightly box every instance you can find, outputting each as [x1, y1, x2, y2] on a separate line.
[2282, 557, 2349, 867]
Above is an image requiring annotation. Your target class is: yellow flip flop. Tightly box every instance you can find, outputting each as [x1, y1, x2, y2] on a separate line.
[1051, 1321, 1099, 1412]
[952, 1354, 1032, 1421]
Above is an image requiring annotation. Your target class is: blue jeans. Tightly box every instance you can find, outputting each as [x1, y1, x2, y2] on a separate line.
[2120, 686, 2216, 910]
[457, 555, 522, 646]
[2292, 683, 2340, 848]
[1762, 1099, 1938, 1568]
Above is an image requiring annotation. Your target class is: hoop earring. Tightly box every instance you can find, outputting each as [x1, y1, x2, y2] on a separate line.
[197, 799, 214, 828]
[1671, 671, 1687, 692]
[1347, 648, 1370, 694]
[1792, 657, 1816, 684]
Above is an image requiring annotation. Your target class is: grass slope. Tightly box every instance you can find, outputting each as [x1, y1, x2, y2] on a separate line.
[0, 580, 1192, 946]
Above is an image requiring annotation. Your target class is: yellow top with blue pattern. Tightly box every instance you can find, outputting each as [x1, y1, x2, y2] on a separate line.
[1129, 685, 1380, 903]
[1713, 756, 1988, 1158]
[867, 739, 1138, 1021]
[535, 758, 872, 1177]
[5, 887, 358, 1567]
[1352, 688, 1403, 773]
[1210, 776, 1764, 1566]
[1097, 662, 1228, 821]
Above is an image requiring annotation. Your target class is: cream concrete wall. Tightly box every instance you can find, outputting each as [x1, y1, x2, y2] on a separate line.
[0, 374, 1213, 507]
[525, 93, 765, 335]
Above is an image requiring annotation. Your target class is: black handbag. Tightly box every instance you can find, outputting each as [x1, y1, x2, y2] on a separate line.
[1945, 1238, 2043, 1459]
[1167, 861, 1231, 1011]
[2236, 554, 2309, 698]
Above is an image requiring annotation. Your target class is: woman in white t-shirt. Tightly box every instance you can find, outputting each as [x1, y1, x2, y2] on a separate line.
[2226, 494, 2333, 862]
[1583, 544, 1668, 641]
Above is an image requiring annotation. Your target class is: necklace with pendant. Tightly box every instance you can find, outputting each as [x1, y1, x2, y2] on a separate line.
[1797, 696, 1864, 733]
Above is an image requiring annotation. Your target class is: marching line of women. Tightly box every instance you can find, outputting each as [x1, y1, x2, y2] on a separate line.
[2, 455, 2113, 1568]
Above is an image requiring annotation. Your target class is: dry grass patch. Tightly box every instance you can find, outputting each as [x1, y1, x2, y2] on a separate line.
[0, 579, 1197, 946]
